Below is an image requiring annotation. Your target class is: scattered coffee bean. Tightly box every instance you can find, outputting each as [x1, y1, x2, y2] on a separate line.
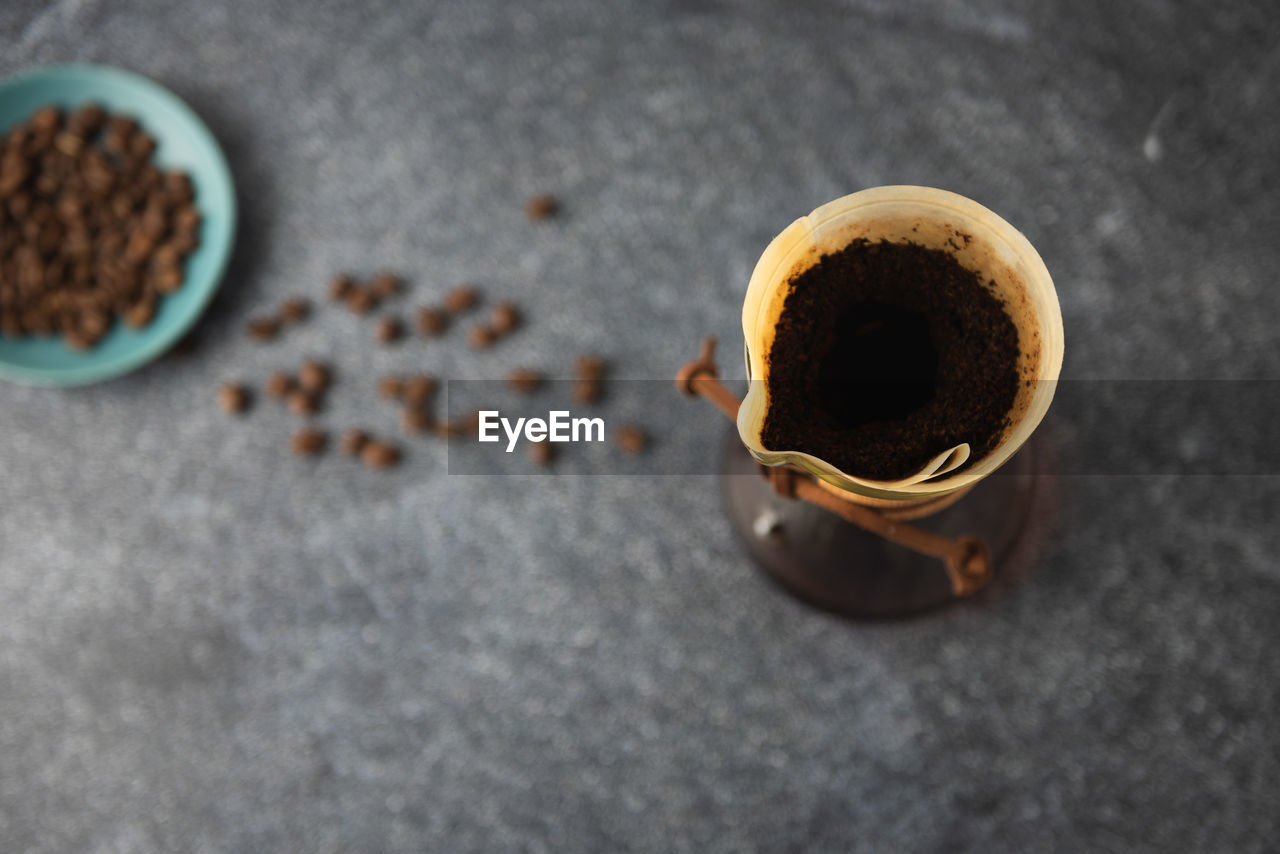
[468, 324, 497, 349]
[616, 424, 649, 455]
[490, 301, 520, 335]
[361, 440, 401, 469]
[278, 297, 310, 323]
[575, 354, 606, 379]
[378, 375, 405, 400]
[403, 374, 438, 406]
[574, 379, 604, 404]
[525, 193, 558, 221]
[265, 371, 294, 401]
[217, 383, 250, 415]
[573, 355, 607, 403]
[287, 389, 319, 417]
[435, 410, 479, 440]
[246, 317, 281, 342]
[444, 284, 478, 314]
[401, 406, 435, 434]
[297, 359, 331, 393]
[434, 420, 462, 439]
[506, 368, 543, 394]
[291, 428, 327, 456]
[328, 273, 355, 302]
[528, 440, 556, 466]
[339, 429, 370, 456]
[415, 306, 448, 336]
[369, 271, 402, 299]
[374, 315, 403, 344]
[345, 287, 377, 315]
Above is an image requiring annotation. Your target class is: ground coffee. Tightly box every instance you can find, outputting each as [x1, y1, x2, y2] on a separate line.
[760, 238, 1019, 481]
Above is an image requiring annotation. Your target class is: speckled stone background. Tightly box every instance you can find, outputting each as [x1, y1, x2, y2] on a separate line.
[2, 2, 1278, 852]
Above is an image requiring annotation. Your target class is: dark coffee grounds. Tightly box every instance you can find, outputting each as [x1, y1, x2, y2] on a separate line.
[761, 239, 1019, 481]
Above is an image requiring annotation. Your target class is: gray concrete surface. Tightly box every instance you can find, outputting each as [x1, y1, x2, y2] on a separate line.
[2, 1, 1278, 851]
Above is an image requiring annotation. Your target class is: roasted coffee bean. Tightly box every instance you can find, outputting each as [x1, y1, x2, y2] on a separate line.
[435, 410, 480, 440]
[278, 297, 310, 323]
[169, 230, 199, 256]
[104, 114, 138, 140]
[80, 309, 109, 339]
[378, 375, 405, 400]
[415, 306, 447, 336]
[345, 286, 377, 315]
[218, 383, 251, 415]
[369, 272, 402, 299]
[403, 374, 438, 405]
[164, 172, 194, 204]
[489, 301, 520, 335]
[151, 244, 181, 271]
[339, 429, 370, 456]
[525, 193, 558, 221]
[152, 266, 184, 294]
[123, 297, 156, 329]
[616, 424, 649, 455]
[246, 317, 280, 341]
[287, 389, 319, 417]
[401, 406, 434, 434]
[297, 359, 331, 393]
[328, 273, 355, 302]
[265, 371, 294, 400]
[443, 284, 478, 314]
[67, 104, 106, 136]
[173, 206, 201, 233]
[468, 324, 496, 350]
[30, 106, 61, 134]
[0, 162, 28, 196]
[53, 132, 84, 158]
[506, 368, 543, 394]
[434, 420, 463, 439]
[360, 441, 401, 469]
[128, 133, 156, 161]
[62, 329, 94, 350]
[374, 315, 403, 344]
[291, 428, 327, 456]
[573, 378, 603, 404]
[528, 440, 555, 466]
[575, 354, 606, 380]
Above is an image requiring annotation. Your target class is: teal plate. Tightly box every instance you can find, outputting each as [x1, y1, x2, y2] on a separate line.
[0, 64, 235, 386]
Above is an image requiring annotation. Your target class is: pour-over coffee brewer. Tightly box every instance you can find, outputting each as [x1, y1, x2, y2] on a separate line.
[677, 186, 1064, 617]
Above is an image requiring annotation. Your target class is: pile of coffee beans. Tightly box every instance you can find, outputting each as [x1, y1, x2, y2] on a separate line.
[0, 103, 201, 349]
